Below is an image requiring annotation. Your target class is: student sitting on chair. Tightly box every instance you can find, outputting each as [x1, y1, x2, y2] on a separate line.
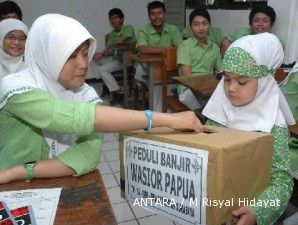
[177, 8, 222, 111]
[90, 8, 136, 105]
[228, 5, 283, 45]
[0, 18, 28, 80]
[134, 1, 182, 111]
[181, 5, 229, 54]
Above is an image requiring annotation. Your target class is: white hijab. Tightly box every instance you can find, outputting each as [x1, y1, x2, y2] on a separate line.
[203, 33, 295, 132]
[0, 18, 28, 79]
[0, 14, 101, 157]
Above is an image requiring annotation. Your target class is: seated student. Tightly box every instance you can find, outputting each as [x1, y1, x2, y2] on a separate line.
[0, 18, 28, 80]
[134, 0, 182, 111]
[228, 5, 279, 43]
[282, 61, 298, 179]
[182, 25, 230, 54]
[177, 8, 222, 111]
[88, 8, 136, 105]
[282, 61, 298, 225]
[0, 14, 202, 184]
[202, 33, 295, 225]
[0, 0, 22, 21]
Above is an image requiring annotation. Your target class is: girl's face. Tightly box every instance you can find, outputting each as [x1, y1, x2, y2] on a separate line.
[58, 41, 89, 89]
[223, 73, 258, 106]
[3, 30, 26, 57]
[191, 15, 209, 40]
[251, 12, 272, 34]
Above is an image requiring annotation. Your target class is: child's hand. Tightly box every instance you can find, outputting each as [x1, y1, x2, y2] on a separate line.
[168, 111, 203, 133]
[232, 206, 256, 225]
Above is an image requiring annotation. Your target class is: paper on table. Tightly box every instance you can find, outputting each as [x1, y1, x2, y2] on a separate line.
[0, 188, 61, 225]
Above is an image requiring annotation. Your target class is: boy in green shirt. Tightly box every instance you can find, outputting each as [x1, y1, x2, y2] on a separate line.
[228, 5, 280, 43]
[182, 25, 230, 54]
[89, 8, 136, 105]
[134, 1, 182, 111]
[177, 8, 222, 110]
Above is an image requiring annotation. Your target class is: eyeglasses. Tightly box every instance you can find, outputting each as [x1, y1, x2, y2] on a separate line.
[5, 34, 27, 43]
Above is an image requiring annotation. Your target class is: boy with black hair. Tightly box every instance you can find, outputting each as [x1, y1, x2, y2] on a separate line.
[0, 0, 22, 21]
[134, 1, 182, 111]
[91, 8, 136, 105]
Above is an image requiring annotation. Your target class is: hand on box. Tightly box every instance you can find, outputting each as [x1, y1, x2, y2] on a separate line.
[232, 206, 256, 225]
[168, 111, 203, 133]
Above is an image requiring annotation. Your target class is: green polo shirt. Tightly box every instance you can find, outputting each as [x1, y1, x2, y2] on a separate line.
[136, 23, 182, 48]
[107, 24, 136, 62]
[0, 89, 102, 175]
[282, 70, 298, 171]
[228, 27, 284, 47]
[181, 26, 226, 47]
[177, 37, 222, 93]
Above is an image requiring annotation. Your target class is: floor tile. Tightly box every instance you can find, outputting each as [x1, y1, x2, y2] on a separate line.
[102, 141, 119, 151]
[109, 160, 120, 173]
[114, 172, 120, 185]
[102, 173, 118, 188]
[104, 149, 120, 161]
[118, 220, 138, 225]
[99, 153, 107, 163]
[97, 162, 112, 175]
[103, 133, 117, 142]
[138, 215, 175, 225]
[112, 202, 135, 223]
[129, 203, 156, 219]
[107, 186, 126, 204]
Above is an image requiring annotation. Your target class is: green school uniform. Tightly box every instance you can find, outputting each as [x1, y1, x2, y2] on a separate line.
[228, 27, 284, 47]
[0, 89, 102, 175]
[207, 119, 293, 225]
[107, 24, 136, 62]
[176, 37, 222, 93]
[282, 70, 298, 171]
[182, 26, 226, 47]
[136, 23, 182, 48]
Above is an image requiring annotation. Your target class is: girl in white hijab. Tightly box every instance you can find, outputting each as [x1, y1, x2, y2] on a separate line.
[0, 18, 28, 79]
[0, 14, 202, 183]
[203, 33, 295, 225]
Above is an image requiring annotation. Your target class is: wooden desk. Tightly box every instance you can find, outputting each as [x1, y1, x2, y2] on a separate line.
[0, 170, 117, 225]
[128, 53, 164, 109]
[290, 122, 298, 138]
[172, 74, 219, 98]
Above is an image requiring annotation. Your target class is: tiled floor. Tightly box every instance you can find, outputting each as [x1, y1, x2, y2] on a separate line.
[96, 132, 177, 225]
[87, 80, 177, 224]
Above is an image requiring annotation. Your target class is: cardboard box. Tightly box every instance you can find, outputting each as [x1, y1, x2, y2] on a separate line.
[119, 126, 273, 225]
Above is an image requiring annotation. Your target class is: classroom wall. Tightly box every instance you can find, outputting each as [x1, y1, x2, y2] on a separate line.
[12, 0, 154, 50]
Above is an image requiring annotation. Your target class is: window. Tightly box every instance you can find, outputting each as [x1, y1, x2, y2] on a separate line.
[186, 0, 267, 10]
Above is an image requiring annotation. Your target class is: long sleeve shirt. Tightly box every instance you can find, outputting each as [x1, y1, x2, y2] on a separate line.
[0, 89, 102, 175]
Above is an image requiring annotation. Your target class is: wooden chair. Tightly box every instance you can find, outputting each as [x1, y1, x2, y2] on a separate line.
[161, 48, 188, 112]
